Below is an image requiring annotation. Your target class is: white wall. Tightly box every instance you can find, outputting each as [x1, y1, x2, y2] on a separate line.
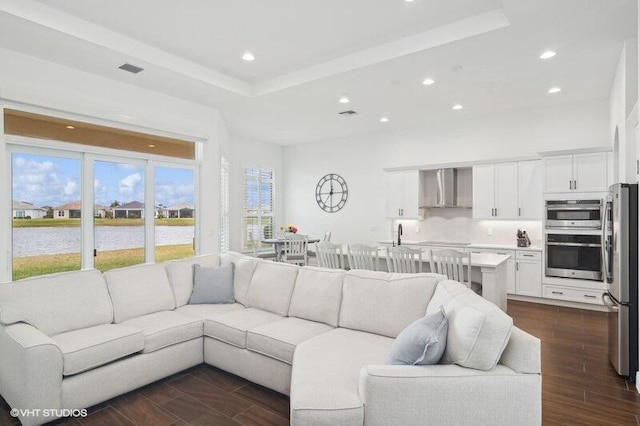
[227, 135, 284, 251]
[0, 47, 222, 279]
[283, 99, 609, 246]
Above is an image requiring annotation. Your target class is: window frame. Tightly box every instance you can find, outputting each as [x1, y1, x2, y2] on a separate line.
[5, 134, 200, 280]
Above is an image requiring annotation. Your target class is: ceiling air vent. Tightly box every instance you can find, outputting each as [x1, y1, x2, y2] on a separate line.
[339, 110, 357, 117]
[118, 63, 144, 74]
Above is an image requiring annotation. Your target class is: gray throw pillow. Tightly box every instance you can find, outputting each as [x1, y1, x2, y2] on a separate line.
[189, 263, 235, 304]
[387, 305, 448, 365]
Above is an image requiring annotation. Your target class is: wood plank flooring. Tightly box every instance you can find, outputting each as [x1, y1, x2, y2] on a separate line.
[0, 300, 638, 425]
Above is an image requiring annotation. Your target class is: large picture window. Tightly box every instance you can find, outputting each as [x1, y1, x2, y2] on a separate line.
[242, 167, 274, 251]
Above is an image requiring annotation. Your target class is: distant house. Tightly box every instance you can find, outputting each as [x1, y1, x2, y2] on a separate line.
[112, 201, 144, 219]
[12, 201, 47, 219]
[163, 203, 194, 219]
[53, 201, 108, 219]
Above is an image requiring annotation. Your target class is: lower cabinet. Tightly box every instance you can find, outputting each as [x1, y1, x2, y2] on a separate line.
[542, 285, 604, 305]
[516, 251, 542, 297]
[468, 248, 516, 294]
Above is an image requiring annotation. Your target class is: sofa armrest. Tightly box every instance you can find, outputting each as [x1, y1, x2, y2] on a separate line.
[0, 323, 63, 425]
[359, 364, 541, 426]
[499, 326, 541, 374]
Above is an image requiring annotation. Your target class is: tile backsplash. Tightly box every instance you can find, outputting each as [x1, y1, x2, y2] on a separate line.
[393, 208, 543, 247]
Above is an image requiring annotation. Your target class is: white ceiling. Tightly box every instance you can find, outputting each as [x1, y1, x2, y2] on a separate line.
[0, 0, 636, 144]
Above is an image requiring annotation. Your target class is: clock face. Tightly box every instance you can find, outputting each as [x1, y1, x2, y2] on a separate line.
[315, 173, 348, 213]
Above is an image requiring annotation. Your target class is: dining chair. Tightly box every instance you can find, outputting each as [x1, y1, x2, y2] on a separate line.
[347, 244, 379, 271]
[385, 246, 423, 273]
[429, 249, 481, 293]
[249, 231, 277, 261]
[315, 241, 343, 269]
[282, 233, 308, 266]
[323, 231, 332, 242]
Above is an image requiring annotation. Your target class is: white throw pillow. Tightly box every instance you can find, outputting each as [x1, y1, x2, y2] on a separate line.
[426, 280, 513, 371]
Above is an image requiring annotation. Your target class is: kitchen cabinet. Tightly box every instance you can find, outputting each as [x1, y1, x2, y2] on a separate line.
[515, 251, 542, 297]
[385, 170, 419, 218]
[517, 160, 542, 219]
[468, 248, 516, 294]
[472, 163, 518, 220]
[543, 152, 608, 193]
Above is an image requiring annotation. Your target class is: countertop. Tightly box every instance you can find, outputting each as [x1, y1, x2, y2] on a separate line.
[378, 240, 542, 251]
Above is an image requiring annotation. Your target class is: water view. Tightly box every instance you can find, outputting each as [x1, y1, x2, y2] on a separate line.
[13, 226, 195, 257]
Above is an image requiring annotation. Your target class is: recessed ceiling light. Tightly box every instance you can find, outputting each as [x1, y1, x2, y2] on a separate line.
[422, 78, 435, 86]
[338, 95, 350, 104]
[548, 87, 562, 94]
[540, 50, 556, 59]
[380, 117, 389, 123]
[65, 125, 75, 130]
[148, 144, 156, 148]
[452, 104, 463, 110]
[405, 0, 415, 2]
[242, 52, 255, 61]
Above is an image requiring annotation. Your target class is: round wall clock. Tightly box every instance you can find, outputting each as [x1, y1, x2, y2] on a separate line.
[315, 173, 348, 213]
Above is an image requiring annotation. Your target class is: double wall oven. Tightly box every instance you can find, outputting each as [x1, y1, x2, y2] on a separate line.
[545, 199, 604, 282]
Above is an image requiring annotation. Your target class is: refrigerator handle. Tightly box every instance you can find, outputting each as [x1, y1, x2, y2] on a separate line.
[601, 202, 607, 284]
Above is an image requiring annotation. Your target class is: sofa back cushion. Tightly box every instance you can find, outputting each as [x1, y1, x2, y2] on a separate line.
[220, 251, 258, 305]
[426, 280, 513, 371]
[246, 261, 298, 316]
[104, 263, 175, 323]
[289, 266, 344, 327]
[165, 254, 220, 307]
[0, 269, 113, 336]
[339, 270, 443, 338]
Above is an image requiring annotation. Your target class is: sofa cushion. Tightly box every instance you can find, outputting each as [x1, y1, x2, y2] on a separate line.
[288, 267, 344, 327]
[104, 263, 176, 323]
[246, 261, 298, 316]
[220, 251, 257, 305]
[339, 270, 444, 338]
[204, 308, 282, 348]
[291, 328, 394, 425]
[247, 317, 334, 364]
[426, 280, 513, 371]
[0, 269, 113, 336]
[51, 324, 144, 376]
[176, 303, 245, 320]
[190, 264, 235, 304]
[120, 311, 203, 353]
[387, 305, 448, 365]
[165, 254, 220, 307]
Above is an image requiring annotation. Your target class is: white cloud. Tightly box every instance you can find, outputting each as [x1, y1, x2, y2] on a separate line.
[12, 156, 80, 206]
[118, 173, 142, 196]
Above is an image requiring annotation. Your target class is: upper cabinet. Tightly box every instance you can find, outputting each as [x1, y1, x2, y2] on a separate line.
[472, 163, 517, 220]
[543, 152, 608, 193]
[385, 170, 419, 218]
[473, 161, 541, 220]
[517, 160, 543, 219]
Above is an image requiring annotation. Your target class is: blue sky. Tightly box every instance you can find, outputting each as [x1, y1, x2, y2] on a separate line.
[12, 153, 194, 208]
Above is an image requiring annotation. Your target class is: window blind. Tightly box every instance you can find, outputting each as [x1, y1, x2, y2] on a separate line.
[220, 156, 230, 252]
[242, 167, 274, 251]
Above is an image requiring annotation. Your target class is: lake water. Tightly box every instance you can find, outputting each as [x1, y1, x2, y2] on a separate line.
[13, 226, 195, 257]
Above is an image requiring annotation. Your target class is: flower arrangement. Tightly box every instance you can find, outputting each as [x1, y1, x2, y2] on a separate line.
[279, 224, 298, 234]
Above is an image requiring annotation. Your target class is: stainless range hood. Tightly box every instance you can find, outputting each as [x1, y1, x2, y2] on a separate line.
[421, 168, 472, 208]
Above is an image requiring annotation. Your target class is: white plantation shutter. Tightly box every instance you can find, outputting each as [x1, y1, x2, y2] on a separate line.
[242, 167, 274, 251]
[220, 156, 230, 252]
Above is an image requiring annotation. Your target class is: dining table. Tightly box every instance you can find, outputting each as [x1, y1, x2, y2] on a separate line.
[260, 236, 321, 262]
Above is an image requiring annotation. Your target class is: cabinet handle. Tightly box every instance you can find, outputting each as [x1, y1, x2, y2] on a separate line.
[584, 295, 596, 299]
[552, 291, 563, 295]
[518, 207, 521, 217]
[637, 160, 639, 175]
[523, 254, 534, 257]
[569, 180, 572, 190]
[574, 180, 577, 190]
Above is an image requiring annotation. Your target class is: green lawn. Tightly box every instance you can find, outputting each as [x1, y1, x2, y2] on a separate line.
[12, 218, 195, 227]
[12, 244, 195, 281]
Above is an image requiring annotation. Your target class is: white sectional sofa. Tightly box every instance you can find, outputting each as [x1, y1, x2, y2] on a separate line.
[0, 251, 542, 426]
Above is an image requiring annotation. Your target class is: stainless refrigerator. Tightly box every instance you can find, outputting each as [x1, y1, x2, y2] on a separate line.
[603, 183, 638, 380]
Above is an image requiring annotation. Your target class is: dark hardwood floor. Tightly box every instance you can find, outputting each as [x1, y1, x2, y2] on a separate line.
[1, 300, 639, 425]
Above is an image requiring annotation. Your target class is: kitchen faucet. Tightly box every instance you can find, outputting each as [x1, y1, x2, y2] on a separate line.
[397, 223, 403, 246]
